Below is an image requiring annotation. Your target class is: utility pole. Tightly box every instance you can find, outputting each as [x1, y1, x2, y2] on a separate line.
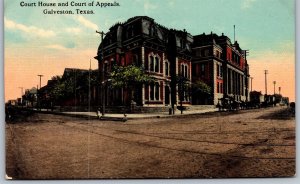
[264, 70, 268, 95]
[37, 74, 44, 89]
[279, 87, 281, 95]
[96, 30, 106, 116]
[273, 81, 276, 95]
[37, 74, 43, 110]
[89, 59, 91, 113]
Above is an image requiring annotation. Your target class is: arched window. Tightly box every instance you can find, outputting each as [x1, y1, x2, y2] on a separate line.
[185, 65, 188, 78]
[150, 83, 154, 100]
[181, 64, 188, 78]
[155, 82, 160, 100]
[165, 61, 170, 76]
[155, 57, 159, 72]
[150, 56, 154, 71]
[150, 26, 155, 36]
[148, 53, 160, 73]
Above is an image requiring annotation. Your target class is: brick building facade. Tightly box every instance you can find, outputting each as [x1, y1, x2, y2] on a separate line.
[192, 33, 250, 105]
[95, 16, 250, 107]
[95, 16, 193, 108]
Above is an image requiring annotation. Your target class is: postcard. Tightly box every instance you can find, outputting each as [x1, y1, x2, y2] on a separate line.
[4, 0, 295, 179]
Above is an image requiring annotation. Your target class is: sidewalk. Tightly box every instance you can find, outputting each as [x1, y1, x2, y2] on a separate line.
[60, 107, 219, 120]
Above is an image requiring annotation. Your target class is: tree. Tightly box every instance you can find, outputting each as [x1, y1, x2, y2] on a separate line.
[23, 87, 37, 107]
[192, 80, 212, 95]
[176, 75, 190, 114]
[109, 65, 154, 105]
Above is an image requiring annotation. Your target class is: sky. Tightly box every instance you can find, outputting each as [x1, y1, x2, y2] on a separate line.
[4, 0, 295, 102]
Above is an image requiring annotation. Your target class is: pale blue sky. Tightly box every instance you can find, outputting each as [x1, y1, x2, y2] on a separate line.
[4, 0, 296, 101]
[5, 0, 295, 54]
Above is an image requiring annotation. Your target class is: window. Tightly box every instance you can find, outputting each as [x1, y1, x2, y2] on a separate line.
[201, 64, 205, 77]
[150, 83, 154, 100]
[165, 61, 170, 76]
[150, 56, 154, 71]
[150, 26, 155, 36]
[133, 54, 139, 65]
[204, 49, 209, 56]
[155, 57, 159, 72]
[181, 64, 189, 78]
[148, 54, 160, 73]
[155, 82, 160, 100]
[217, 65, 223, 78]
[221, 83, 223, 93]
[217, 82, 219, 93]
[150, 82, 160, 101]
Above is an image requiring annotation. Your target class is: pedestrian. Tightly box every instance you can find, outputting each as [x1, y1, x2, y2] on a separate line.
[96, 108, 102, 119]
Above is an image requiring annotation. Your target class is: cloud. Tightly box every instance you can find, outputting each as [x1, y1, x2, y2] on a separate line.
[76, 16, 99, 31]
[45, 44, 68, 50]
[168, 0, 175, 7]
[65, 27, 81, 34]
[241, 0, 256, 9]
[144, 1, 157, 13]
[4, 17, 55, 38]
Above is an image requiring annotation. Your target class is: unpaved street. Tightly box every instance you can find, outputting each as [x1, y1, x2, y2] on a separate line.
[6, 106, 295, 179]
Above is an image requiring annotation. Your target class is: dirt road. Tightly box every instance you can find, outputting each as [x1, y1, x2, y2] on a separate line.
[5, 106, 295, 179]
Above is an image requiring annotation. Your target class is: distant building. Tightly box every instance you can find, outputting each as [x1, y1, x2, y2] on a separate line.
[192, 33, 250, 105]
[39, 68, 99, 108]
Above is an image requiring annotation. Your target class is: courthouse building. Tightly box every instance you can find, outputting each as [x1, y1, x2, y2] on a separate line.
[95, 16, 250, 108]
[95, 16, 193, 107]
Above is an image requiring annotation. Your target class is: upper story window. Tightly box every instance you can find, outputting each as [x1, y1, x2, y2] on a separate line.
[148, 53, 161, 73]
[215, 50, 221, 58]
[217, 64, 223, 78]
[150, 25, 155, 36]
[201, 63, 205, 77]
[181, 64, 189, 78]
[155, 57, 159, 72]
[204, 49, 210, 57]
[149, 56, 154, 71]
[165, 60, 170, 76]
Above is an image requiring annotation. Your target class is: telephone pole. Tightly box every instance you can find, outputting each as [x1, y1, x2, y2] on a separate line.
[96, 30, 106, 116]
[273, 81, 276, 95]
[37, 74, 44, 89]
[37, 74, 43, 110]
[279, 87, 281, 95]
[264, 70, 268, 95]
